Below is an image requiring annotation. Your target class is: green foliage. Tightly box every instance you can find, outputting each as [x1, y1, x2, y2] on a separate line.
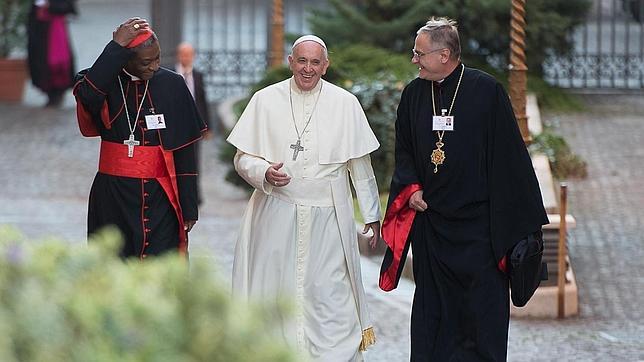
[218, 126, 253, 194]
[348, 76, 406, 191]
[309, 0, 591, 75]
[0, 226, 295, 362]
[523, 0, 592, 74]
[325, 44, 417, 83]
[0, 0, 30, 57]
[248, 66, 292, 96]
[530, 128, 588, 180]
[308, 0, 435, 53]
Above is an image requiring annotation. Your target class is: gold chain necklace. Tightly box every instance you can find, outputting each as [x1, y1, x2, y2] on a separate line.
[430, 63, 464, 173]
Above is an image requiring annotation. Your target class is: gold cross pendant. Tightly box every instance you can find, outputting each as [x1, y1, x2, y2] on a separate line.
[431, 141, 446, 173]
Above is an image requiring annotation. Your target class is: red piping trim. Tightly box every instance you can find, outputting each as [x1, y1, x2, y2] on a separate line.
[84, 75, 107, 95]
[72, 79, 83, 95]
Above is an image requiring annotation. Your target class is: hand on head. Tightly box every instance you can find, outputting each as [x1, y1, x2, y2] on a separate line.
[113, 18, 150, 47]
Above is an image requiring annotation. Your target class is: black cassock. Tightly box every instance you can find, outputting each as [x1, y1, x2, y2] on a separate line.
[73, 41, 206, 258]
[380, 65, 548, 361]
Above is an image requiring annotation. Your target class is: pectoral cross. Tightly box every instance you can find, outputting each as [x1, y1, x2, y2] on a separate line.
[290, 139, 304, 161]
[123, 134, 140, 158]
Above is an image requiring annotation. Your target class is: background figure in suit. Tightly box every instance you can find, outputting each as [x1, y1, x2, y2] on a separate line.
[176, 42, 211, 204]
[176, 42, 211, 136]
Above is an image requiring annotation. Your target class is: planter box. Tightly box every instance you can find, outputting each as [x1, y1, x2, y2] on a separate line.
[0, 58, 28, 102]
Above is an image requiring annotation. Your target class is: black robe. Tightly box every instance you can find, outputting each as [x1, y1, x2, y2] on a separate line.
[73, 41, 207, 258]
[380, 65, 548, 361]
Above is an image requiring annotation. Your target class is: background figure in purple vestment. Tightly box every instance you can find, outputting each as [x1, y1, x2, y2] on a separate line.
[27, 0, 77, 108]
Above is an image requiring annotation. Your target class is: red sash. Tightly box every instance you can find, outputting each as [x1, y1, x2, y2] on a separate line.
[98, 141, 187, 254]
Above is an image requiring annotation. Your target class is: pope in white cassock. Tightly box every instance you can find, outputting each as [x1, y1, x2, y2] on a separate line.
[227, 35, 382, 361]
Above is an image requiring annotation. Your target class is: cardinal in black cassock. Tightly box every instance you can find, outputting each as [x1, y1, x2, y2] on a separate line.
[73, 19, 207, 259]
[379, 18, 548, 361]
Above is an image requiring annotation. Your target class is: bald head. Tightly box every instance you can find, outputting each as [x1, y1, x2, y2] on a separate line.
[177, 42, 195, 68]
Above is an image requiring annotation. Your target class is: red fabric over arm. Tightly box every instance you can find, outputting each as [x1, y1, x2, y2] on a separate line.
[74, 98, 110, 137]
[379, 183, 422, 291]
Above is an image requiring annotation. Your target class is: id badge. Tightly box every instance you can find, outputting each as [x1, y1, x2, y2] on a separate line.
[145, 114, 167, 129]
[432, 115, 454, 131]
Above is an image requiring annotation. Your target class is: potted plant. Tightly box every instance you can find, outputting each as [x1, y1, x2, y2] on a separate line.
[0, 0, 30, 102]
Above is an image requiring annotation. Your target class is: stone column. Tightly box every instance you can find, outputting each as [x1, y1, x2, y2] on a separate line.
[268, 0, 285, 68]
[509, 0, 531, 144]
[151, 0, 184, 66]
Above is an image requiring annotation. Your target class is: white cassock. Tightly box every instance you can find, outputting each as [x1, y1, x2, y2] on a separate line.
[227, 77, 381, 361]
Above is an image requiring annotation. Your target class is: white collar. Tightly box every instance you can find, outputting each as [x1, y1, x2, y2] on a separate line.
[289, 77, 323, 95]
[122, 68, 141, 81]
[176, 64, 193, 75]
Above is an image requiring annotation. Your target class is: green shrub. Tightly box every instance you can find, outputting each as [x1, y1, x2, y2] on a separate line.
[0, 226, 295, 362]
[0, 0, 30, 57]
[219, 126, 253, 194]
[348, 76, 406, 192]
[530, 128, 588, 180]
[325, 44, 417, 83]
[309, 0, 591, 76]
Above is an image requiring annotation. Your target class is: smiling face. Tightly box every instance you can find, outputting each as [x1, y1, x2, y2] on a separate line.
[125, 42, 161, 80]
[288, 41, 329, 92]
[412, 32, 450, 81]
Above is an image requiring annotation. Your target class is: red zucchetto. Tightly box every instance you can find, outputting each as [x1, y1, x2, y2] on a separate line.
[126, 28, 154, 48]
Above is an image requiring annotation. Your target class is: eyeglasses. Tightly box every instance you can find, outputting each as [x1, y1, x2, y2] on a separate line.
[411, 48, 446, 59]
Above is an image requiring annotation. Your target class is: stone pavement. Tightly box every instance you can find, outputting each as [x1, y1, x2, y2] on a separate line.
[1, 0, 643, 360]
[509, 94, 644, 361]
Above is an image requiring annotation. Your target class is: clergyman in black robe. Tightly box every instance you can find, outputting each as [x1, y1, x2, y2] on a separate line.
[73, 18, 207, 259]
[379, 17, 548, 361]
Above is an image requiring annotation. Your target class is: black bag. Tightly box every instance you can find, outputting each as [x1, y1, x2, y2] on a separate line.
[509, 230, 548, 307]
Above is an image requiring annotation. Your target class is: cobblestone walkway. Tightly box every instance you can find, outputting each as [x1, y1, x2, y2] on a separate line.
[507, 95, 644, 361]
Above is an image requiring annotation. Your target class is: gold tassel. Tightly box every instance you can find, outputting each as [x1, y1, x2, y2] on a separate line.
[359, 326, 376, 352]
